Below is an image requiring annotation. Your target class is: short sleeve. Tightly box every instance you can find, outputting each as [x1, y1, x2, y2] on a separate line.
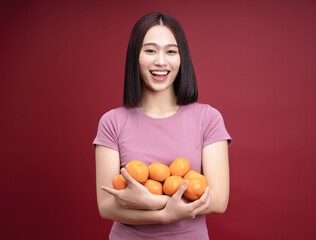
[202, 106, 232, 147]
[93, 110, 120, 151]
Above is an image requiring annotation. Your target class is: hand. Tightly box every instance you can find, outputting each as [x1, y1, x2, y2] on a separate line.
[161, 180, 211, 224]
[101, 168, 153, 210]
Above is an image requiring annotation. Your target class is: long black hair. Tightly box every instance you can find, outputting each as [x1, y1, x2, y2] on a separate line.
[123, 12, 198, 108]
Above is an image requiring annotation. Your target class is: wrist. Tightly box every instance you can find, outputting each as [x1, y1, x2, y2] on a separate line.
[157, 208, 171, 224]
[146, 194, 170, 210]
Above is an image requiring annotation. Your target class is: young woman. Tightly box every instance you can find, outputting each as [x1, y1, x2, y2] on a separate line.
[93, 12, 232, 239]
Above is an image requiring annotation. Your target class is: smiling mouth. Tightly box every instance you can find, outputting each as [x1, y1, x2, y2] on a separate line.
[150, 70, 170, 77]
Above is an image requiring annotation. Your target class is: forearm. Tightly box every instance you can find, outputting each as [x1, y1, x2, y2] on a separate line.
[201, 140, 230, 215]
[147, 194, 170, 210]
[98, 197, 166, 225]
[99, 182, 213, 225]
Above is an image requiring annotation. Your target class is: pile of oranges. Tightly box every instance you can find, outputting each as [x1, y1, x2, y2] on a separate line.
[112, 158, 208, 201]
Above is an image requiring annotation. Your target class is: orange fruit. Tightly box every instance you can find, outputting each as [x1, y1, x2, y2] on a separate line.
[169, 157, 190, 177]
[163, 176, 185, 196]
[149, 162, 170, 182]
[112, 174, 127, 190]
[125, 160, 149, 183]
[144, 179, 163, 195]
[183, 170, 207, 184]
[184, 177, 207, 201]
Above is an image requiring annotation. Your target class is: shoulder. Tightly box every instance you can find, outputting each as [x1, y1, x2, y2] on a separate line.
[183, 102, 222, 118]
[99, 107, 131, 121]
[97, 107, 134, 130]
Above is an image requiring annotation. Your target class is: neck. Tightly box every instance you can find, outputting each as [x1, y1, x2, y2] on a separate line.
[140, 87, 179, 118]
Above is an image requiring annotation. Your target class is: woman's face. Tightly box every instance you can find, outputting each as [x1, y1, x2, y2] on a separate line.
[139, 25, 181, 93]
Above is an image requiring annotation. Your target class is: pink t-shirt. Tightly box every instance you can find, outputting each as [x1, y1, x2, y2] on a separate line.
[93, 102, 231, 240]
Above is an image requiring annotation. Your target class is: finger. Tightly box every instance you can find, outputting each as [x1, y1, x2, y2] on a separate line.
[204, 187, 212, 206]
[173, 180, 189, 199]
[200, 187, 211, 203]
[189, 187, 209, 208]
[196, 187, 211, 214]
[121, 168, 138, 185]
[192, 187, 211, 213]
[101, 186, 119, 196]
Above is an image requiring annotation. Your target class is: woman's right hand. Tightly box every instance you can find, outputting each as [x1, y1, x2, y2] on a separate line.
[101, 168, 168, 210]
[160, 180, 211, 224]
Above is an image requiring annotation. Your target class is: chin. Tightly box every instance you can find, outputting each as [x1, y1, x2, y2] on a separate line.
[146, 82, 174, 93]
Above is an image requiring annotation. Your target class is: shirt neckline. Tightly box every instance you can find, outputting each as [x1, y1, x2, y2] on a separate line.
[135, 105, 186, 121]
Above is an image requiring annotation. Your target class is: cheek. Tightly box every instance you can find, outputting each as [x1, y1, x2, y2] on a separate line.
[139, 67, 147, 80]
[172, 57, 181, 70]
[139, 58, 147, 76]
[172, 63, 181, 74]
[139, 52, 147, 67]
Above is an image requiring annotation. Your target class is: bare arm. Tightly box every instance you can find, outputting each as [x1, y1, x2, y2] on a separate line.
[96, 145, 168, 224]
[199, 140, 230, 215]
[95, 145, 211, 225]
[101, 167, 170, 210]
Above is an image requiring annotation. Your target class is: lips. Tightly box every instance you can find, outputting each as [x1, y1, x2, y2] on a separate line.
[150, 70, 170, 81]
[150, 70, 170, 76]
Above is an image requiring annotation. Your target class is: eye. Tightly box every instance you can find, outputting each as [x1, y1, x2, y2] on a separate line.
[167, 50, 178, 54]
[145, 49, 155, 53]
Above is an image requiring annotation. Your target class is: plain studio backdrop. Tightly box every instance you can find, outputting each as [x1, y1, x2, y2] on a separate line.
[1, 0, 315, 239]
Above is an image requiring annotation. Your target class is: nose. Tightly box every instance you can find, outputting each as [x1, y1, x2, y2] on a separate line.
[154, 52, 167, 66]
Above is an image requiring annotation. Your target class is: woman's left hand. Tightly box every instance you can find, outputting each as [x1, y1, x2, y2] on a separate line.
[160, 180, 212, 223]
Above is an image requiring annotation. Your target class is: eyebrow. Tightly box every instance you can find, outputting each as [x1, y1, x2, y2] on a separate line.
[142, 42, 178, 48]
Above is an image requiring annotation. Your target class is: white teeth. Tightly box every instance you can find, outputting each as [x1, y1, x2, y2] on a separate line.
[151, 71, 169, 76]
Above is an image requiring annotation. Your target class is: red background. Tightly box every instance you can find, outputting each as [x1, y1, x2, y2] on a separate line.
[1, 0, 316, 239]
